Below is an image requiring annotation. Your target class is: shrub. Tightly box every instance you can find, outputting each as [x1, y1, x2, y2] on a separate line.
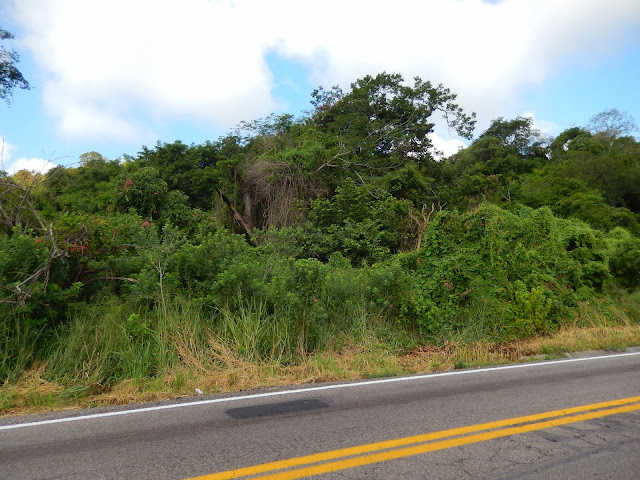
[397, 204, 613, 339]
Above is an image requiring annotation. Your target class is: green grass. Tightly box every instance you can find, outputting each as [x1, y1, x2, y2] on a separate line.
[2, 288, 640, 417]
[0, 311, 39, 382]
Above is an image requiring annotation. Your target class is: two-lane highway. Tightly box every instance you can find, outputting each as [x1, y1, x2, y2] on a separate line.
[2, 351, 640, 479]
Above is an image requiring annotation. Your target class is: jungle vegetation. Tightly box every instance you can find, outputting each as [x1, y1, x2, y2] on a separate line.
[2, 72, 640, 400]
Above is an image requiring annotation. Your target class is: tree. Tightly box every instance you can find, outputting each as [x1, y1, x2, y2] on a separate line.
[587, 108, 638, 138]
[0, 171, 68, 307]
[311, 73, 476, 169]
[439, 117, 551, 210]
[0, 27, 30, 105]
[117, 166, 168, 218]
[478, 116, 549, 159]
[136, 140, 224, 209]
[32, 154, 123, 215]
[544, 125, 640, 213]
[201, 74, 476, 236]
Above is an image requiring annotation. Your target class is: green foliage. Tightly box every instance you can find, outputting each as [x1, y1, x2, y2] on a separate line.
[45, 300, 212, 387]
[0, 308, 38, 381]
[479, 116, 549, 161]
[606, 227, 640, 288]
[0, 229, 48, 289]
[439, 116, 552, 211]
[173, 228, 258, 305]
[117, 166, 168, 218]
[544, 128, 640, 213]
[312, 73, 475, 164]
[397, 205, 614, 340]
[0, 27, 31, 104]
[513, 282, 552, 334]
[135, 141, 224, 209]
[132, 223, 186, 311]
[304, 181, 410, 263]
[519, 163, 640, 233]
[36, 156, 122, 215]
[2, 71, 640, 390]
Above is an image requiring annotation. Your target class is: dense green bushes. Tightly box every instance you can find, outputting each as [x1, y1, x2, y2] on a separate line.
[4, 201, 637, 386]
[397, 205, 615, 340]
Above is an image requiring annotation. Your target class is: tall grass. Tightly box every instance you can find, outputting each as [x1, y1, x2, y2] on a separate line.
[45, 299, 214, 390]
[41, 292, 402, 393]
[217, 299, 293, 362]
[40, 286, 640, 392]
[1, 284, 636, 416]
[0, 310, 38, 382]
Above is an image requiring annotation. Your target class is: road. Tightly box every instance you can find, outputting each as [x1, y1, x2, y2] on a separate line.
[1, 351, 640, 479]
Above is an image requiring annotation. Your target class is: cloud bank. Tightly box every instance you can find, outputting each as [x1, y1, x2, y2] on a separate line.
[1, 136, 57, 174]
[8, 0, 640, 144]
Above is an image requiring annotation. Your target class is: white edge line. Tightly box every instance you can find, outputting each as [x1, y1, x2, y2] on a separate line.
[2, 351, 640, 431]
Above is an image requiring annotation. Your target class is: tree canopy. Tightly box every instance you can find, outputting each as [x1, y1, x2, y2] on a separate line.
[0, 27, 30, 105]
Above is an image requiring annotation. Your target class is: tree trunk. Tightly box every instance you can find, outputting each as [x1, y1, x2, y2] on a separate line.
[214, 187, 256, 246]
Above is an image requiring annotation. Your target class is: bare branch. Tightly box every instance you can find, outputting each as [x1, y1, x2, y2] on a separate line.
[82, 276, 137, 287]
[408, 203, 436, 251]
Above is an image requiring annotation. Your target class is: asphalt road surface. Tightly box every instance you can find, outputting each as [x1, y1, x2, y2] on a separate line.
[2, 351, 640, 479]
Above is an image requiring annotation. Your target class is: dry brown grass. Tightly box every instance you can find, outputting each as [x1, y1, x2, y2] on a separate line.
[3, 324, 640, 417]
[5, 364, 64, 398]
[523, 324, 640, 354]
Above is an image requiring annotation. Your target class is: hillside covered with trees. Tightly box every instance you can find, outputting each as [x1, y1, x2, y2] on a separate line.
[2, 73, 640, 405]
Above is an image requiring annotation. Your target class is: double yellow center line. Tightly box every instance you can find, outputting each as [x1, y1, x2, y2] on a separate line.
[187, 395, 640, 480]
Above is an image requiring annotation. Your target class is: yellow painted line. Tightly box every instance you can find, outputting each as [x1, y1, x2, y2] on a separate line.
[252, 402, 640, 480]
[186, 395, 640, 480]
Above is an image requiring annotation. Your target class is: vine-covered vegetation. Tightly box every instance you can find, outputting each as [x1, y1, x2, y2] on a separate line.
[2, 73, 640, 395]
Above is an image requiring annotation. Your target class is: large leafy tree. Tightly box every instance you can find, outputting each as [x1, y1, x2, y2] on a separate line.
[215, 73, 476, 233]
[135, 139, 244, 212]
[310, 72, 475, 173]
[439, 116, 551, 209]
[0, 27, 30, 105]
[518, 121, 640, 232]
[478, 116, 549, 160]
[547, 118, 640, 212]
[35, 153, 123, 215]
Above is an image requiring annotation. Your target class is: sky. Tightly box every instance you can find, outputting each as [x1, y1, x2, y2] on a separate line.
[1, 0, 640, 174]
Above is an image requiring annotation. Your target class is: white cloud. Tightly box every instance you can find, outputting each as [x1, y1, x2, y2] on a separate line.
[1, 136, 57, 174]
[7, 157, 58, 174]
[522, 112, 559, 137]
[429, 133, 466, 158]
[8, 0, 640, 144]
[272, 0, 640, 128]
[10, 0, 280, 142]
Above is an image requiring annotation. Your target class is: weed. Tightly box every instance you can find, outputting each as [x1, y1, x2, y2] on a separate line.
[0, 392, 15, 413]
[453, 360, 468, 369]
[27, 392, 54, 408]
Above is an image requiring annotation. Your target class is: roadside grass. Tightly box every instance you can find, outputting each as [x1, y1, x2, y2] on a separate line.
[3, 320, 640, 417]
[2, 290, 639, 417]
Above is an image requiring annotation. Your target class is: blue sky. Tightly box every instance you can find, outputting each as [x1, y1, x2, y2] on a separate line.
[1, 0, 640, 173]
